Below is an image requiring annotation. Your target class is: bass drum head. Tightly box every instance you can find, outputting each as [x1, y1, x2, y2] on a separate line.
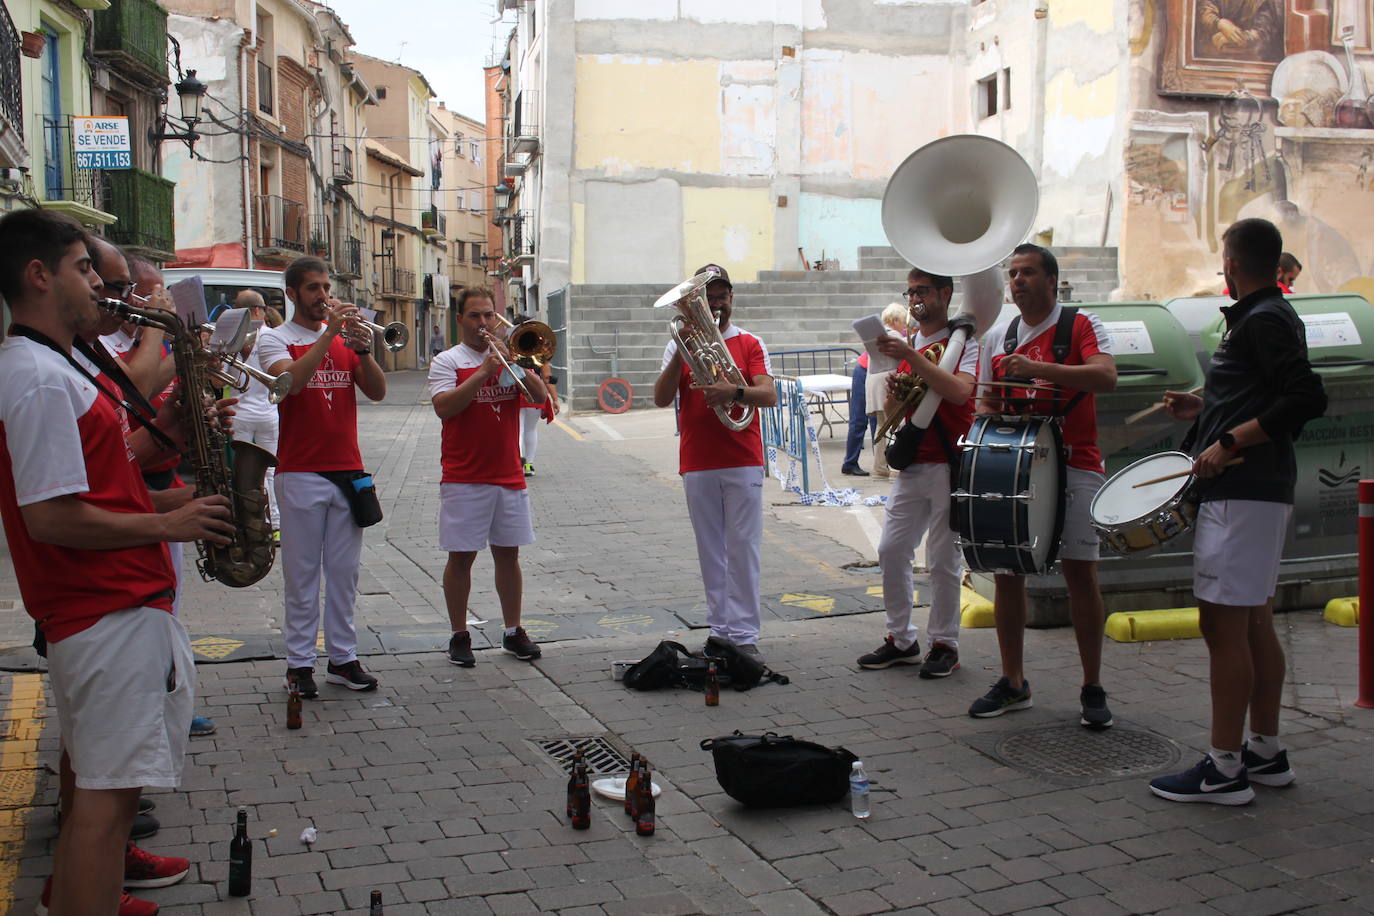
[1091, 452, 1194, 528]
[1023, 418, 1065, 573]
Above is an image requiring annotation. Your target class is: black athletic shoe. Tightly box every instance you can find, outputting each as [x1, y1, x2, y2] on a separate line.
[138, 797, 155, 814]
[918, 643, 960, 678]
[1079, 683, 1114, 730]
[502, 627, 542, 661]
[1242, 743, 1296, 787]
[968, 677, 1032, 718]
[284, 667, 319, 699]
[448, 631, 476, 667]
[1149, 756, 1254, 805]
[325, 659, 379, 691]
[857, 636, 921, 669]
[129, 812, 159, 841]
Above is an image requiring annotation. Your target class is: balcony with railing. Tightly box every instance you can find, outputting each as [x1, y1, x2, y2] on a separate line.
[509, 210, 534, 265]
[337, 236, 363, 279]
[308, 213, 331, 258]
[379, 266, 416, 297]
[333, 142, 354, 185]
[254, 194, 305, 262]
[0, 4, 23, 167]
[38, 120, 115, 226]
[420, 205, 446, 237]
[508, 89, 539, 156]
[93, 0, 169, 86]
[104, 168, 175, 259]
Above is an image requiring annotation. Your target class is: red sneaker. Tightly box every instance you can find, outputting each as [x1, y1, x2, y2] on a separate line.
[124, 842, 190, 888]
[37, 876, 161, 915]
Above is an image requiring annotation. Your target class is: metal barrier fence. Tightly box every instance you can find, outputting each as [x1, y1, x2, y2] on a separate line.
[761, 376, 810, 496]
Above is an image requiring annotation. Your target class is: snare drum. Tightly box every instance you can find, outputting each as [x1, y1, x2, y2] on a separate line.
[953, 415, 1066, 575]
[1091, 451, 1197, 555]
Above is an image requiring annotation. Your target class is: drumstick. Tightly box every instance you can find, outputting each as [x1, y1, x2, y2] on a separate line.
[1126, 385, 1203, 425]
[975, 380, 1058, 391]
[1131, 457, 1243, 488]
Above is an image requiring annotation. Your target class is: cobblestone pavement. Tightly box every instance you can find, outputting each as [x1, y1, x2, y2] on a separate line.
[1, 372, 1372, 915]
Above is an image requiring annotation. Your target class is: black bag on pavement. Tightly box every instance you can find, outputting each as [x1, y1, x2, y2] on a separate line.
[700, 731, 858, 808]
[623, 641, 719, 691]
[703, 635, 789, 690]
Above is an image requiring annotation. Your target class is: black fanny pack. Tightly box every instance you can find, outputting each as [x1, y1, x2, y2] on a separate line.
[317, 470, 383, 528]
[700, 731, 858, 808]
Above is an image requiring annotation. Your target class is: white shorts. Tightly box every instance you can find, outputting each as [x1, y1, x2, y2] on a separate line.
[439, 483, 535, 552]
[1193, 500, 1292, 607]
[1059, 467, 1106, 562]
[47, 607, 194, 790]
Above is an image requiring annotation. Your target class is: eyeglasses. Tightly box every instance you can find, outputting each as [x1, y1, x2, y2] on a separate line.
[904, 286, 935, 300]
[104, 280, 136, 297]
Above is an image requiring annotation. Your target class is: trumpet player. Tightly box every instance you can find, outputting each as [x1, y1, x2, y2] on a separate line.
[859, 269, 978, 677]
[652, 264, 776, 661]
[230, 290, 283, 536]
[429, 287, 547, 667]
[258, 256, 387, 698]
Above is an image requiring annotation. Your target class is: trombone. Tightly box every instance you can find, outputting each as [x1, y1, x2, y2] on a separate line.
[494, 314, 557, 368]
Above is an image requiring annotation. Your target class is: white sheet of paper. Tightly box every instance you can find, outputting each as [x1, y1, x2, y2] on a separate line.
[852, 315, 900, 374]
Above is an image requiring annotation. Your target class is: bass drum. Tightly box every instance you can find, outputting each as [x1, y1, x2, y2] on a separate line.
[953, 416, 1066, 575]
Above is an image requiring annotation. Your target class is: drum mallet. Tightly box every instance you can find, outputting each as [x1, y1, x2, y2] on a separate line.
[1358, 479, 1374, 708]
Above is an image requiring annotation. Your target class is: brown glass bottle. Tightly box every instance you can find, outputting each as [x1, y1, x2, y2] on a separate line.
[704, 660, 720, 706]
[286, 684, 302, 730]
[623, 754, 641, 818]
[635, 759, 655, 836]
[227, 806, 252, 896]
[570, 751, 591, 830]
[369, 888, 383, 915]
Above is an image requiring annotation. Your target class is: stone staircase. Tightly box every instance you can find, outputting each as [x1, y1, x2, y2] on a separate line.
[563, 245, 1118, 411]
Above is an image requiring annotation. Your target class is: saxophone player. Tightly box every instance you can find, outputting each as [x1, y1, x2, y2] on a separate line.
[652, 264, 776, 660]
[858, 268, 978, 677]
[258, 257, 387, 699]
[0, 209, 234, 915]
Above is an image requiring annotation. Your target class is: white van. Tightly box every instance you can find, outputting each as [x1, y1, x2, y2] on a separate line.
[160, 267, 291, 323]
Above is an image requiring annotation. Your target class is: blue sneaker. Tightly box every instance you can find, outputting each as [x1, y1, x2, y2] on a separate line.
[1149, 756, 1254, 805]
[189, 715, 216, 737]
[968, 677, 1032, 718]
[1242, 743, 1295, 787]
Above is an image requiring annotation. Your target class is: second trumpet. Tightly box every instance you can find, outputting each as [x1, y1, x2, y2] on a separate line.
[349, 316, 409, 352]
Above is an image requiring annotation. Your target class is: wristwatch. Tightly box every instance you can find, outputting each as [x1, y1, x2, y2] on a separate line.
[354, 348, 371, 357]
[734, 386, 745, 403]
[1218, 432, 1237, 452]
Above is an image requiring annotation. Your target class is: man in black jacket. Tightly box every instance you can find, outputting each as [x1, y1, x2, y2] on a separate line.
[1151, 217, 1326, 805]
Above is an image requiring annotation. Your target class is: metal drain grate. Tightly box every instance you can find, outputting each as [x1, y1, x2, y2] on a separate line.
[988, 725, 1180, 784]
[537, 736, 631, 776]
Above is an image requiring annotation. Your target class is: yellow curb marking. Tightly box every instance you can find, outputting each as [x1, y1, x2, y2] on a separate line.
[190, 636, 246, 660]
[0, 674, 45, 912]
[520, 617, 559, 639]
[553, 418, 585, 441]
[780, 592, 835, 614]
[597, 613, 657, 630]
[1324, 597, 1359, 627]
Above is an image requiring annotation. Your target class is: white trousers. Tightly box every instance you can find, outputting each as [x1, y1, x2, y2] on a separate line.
[235, 414, 281, 527]
[683, 466, 764, 645]
[276, 471, 363, 669]
[168, 540, 183, 617]
[877, 462, 961, 650]
[519, 407, 541, 462]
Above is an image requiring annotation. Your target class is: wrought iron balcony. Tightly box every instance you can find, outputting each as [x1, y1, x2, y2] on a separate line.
[421, 206, 446, 237]
[337, 236, 363, 279]
[379, 266, 415, 297]
[39, 120, 114, 223]
[509, 210, 534, 263]
[104, 168, 175, 259]
[333, 142, 354, 184]
[93, 0, 169, 86]
[508, 90, 539, 156]
[0, 4, 23, 164]
[255, 194, 305, 254]
[308, 214, 331, 258]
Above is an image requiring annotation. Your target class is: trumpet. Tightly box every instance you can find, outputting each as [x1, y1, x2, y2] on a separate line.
[213, 352, 293, 404]
[349, 316, 409, 352]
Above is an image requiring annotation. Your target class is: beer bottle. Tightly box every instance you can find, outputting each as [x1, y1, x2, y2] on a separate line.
[623, 753, 641, 819]
[369, 888, 384, 915]
[570, 751, 591, 830]
[635, 759, 655, 837]
[227, 806, 252, 897]
[286, 684, 302, 730]
[704, 660, 720, 707]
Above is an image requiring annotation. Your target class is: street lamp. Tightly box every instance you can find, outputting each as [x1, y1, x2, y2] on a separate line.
[150, 70, 208, 152]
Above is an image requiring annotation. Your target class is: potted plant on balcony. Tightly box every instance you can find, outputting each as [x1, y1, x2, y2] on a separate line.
[21, 31, 46, 59]
[309, 236, 329, 259]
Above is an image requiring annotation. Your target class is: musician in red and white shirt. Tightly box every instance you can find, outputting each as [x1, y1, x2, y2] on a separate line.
[258, 257, 387, 698]
[969, 244, 1118, 728]
[428, 287, 547, 667]
[858, 268, 980, 678]
[653, 264, 777, 659]
[0, 209, 233, 915]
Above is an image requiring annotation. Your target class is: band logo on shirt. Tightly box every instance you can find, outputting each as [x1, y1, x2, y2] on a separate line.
[307, 356, 353, 409]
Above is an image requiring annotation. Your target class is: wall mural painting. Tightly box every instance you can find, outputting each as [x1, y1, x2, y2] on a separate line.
[1145, 0, 1374, 299]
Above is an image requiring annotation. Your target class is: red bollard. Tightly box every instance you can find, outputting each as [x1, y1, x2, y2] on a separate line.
[1359, 480, 1374, 708]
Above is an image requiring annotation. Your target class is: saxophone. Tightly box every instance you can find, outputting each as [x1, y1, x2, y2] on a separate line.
[98, 299, 279, 587]
[653, 269, 756, 431]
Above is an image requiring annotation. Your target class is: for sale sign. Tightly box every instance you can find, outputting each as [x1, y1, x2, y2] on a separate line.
[73, 116, 132, 169]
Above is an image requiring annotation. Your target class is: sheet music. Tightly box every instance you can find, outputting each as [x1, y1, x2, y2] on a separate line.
[852, 315, 900, 374]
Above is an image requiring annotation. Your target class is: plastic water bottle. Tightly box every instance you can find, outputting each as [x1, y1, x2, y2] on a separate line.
[849, 761, 870, 818]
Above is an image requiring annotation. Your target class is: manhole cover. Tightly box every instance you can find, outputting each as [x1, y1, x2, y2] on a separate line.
[537, 736, 631, 777]
[984, 725, 1180, 785]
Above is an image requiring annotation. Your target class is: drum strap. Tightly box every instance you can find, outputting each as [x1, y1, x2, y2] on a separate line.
[1002, 307, 1086, 418]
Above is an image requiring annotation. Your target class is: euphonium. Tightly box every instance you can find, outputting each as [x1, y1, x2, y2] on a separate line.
[653, 269, 755, 431]
[98, 299, 278, 587]
[874, 341, 945, 444]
